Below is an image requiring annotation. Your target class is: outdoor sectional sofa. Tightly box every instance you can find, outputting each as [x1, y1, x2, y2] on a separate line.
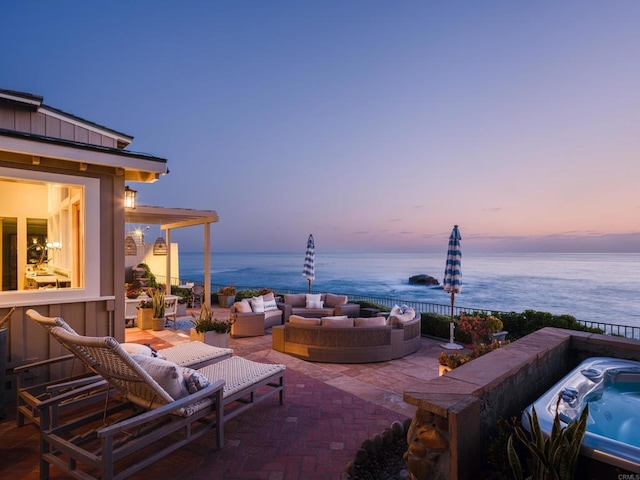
[277, 292, 361, 322]
[272, 310, 421, 363]
[230, 292, 283, 337]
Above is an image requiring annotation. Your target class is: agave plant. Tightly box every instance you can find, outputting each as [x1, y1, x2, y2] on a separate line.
[508, 394, 589, 480]
[151, 289, 166, 319]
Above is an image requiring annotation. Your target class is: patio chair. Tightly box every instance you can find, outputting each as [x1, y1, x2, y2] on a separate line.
[191, 284, 205, 307]
[42, 326, 225, 480]
[16, 309, 233, 428]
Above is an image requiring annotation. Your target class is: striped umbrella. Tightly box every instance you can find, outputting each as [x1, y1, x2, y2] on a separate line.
[441, 225, 464, 350]
[302, 234, 315, 293]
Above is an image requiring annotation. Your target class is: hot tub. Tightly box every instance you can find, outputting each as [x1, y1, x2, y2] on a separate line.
[524, 357, 640, 473]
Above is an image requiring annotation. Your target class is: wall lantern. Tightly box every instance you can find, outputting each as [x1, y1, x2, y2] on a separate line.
[153, 237, 167, 255]
[124, 186, 137, 209]
[124, 236, 137, 255]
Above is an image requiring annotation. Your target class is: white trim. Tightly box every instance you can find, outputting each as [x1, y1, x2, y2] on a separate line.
[39, 106, 133, 145]
[0, 91, 42, 108]
[0, 167, 100, 303]
[0, 134, 166, 175]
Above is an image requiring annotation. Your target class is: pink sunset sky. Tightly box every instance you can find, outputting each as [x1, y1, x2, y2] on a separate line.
[2, 1, 639, 253]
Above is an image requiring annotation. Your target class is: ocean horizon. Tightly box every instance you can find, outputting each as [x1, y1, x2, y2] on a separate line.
[177, 252, 640, 329]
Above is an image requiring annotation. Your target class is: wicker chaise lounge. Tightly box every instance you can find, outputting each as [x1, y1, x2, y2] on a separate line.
[41, 327, 225, 480]
[16, 309, 233, 428]
[42, 327, 286, 479]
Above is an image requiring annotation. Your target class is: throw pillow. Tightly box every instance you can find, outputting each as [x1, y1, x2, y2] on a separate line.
[325, 293, 348, 307]
[121, 343, 154, 357]
[182, 367, 211, 394]
[321, 317, 354, 327]
[306, 300, 324, 309]
[131, 354, 189, 400]
[262, 292, 275, 302]
[355, 317, 387, 327]
[250, 296, 265, 313]
[321, 315, 348, 321]
[306, 293, 322, 303]
[289, 315, 321, 326]
[262, 294, 278, 311]
[234, 300, 252, 313]
[284, 293, 306, 307]
[395, 307, 416, 324]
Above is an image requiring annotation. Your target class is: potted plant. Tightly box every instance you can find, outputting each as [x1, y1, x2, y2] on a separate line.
[190, 305, 236, 347]
[151, 289, 166, 331]
[458, 313, 505, 345]
[217, 284, 236, 308]
[136, 299, 154, 329]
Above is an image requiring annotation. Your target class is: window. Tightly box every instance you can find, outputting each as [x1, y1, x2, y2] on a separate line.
[0, 167, 100, 302]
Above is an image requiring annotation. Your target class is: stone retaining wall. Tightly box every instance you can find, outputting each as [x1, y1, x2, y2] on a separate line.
[403, 327, 640, 480]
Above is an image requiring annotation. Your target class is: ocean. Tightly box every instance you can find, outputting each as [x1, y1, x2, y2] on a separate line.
[178, 252, 640, 328]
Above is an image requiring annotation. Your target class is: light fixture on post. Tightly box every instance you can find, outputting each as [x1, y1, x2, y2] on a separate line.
[153, 237, 167, 255]
[124, 186, 137, 209]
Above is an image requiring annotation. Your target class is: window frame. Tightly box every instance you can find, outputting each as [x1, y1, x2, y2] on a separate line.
[0, 167, 101, 305]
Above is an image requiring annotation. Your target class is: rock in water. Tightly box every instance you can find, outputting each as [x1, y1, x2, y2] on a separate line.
[408, 274, 439, 286]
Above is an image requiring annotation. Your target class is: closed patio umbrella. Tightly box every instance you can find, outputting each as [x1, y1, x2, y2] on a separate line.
[441, 225, 464, 350]
[302, 234, 315, 293]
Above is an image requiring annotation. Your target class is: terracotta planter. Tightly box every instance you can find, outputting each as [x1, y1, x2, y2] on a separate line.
[217, 294, 235, 308]
[137, 308, 153, 330]
[190, 328, 230, 348]
[152, 317, 165, 331]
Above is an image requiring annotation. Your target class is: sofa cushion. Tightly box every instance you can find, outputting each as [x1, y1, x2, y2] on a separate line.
[321, 317, 354, 327]
[355, 317, 387, 327]
[264, 309, 283, 320]
[289, 315, 321, 326]
[250, 296, 265, 313]
[325, 293, 348, 308]
[234, 300, 252, 313]
[284, 293, 306, 307]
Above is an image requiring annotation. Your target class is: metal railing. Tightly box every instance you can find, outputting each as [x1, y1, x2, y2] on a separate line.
[166, 278, 640, 341]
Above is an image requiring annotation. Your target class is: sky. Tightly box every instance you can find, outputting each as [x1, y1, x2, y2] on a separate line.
[2, 1, 639, 254]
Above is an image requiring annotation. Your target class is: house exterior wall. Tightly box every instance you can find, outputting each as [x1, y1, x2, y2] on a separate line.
[0, 102, 117, 149]
[0, 150, 125, 404]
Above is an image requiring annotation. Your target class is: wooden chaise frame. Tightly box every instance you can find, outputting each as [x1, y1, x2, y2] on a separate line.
[41, 326, 285, 479]
[16, 309, 233, 428]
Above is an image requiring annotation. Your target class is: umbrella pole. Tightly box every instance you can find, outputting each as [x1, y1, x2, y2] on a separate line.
[308, 279, 312, 293]
[450, 292, 455, 343]
[441, 292, 463, 350]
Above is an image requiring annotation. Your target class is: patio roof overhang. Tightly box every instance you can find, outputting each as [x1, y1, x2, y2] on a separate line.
[125, 205, 219, 307]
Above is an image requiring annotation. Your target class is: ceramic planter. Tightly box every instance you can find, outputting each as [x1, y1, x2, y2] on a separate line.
[217, 294, 235, 308]
[190, 328, 230, 348]
[137, 308, 153, 330]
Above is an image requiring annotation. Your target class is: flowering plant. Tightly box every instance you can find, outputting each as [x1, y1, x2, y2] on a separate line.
[458, 313, 503, 335]
[218, 284, 236, 296]
[192, 305, 236, 334]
